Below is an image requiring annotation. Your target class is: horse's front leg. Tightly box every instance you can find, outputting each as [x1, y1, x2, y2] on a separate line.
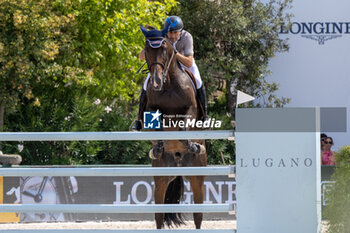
[188, 175, 205, 229]
[178, 109, 206, 155]
[186, 140, 206, 154]
[178, 129, 199, 154]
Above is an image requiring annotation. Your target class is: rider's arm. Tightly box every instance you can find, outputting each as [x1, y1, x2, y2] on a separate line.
[176, 31, 194, 68]
[176, 54, 193, 68]
[139, 49, 145, 60]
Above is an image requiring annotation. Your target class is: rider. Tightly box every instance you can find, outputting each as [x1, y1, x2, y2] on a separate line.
[132, 16, 207, 131]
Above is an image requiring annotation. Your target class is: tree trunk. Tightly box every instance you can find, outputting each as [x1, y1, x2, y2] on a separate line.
[0, 102, 4, 151]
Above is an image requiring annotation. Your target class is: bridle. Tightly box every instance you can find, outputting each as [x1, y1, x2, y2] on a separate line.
[145, 37, 175, 84]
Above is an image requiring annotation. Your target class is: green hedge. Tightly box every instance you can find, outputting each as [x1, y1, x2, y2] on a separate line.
[324, 145, 350, 233]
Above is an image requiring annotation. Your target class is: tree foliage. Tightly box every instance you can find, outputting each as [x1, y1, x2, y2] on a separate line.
[1, 0, 176, 164]
[0, 0, 80, 130]
[0, 0, 176, 121]
[174, 0, 292, 114]
[324, 146, 350, 233]
[73, 0, 176, 106]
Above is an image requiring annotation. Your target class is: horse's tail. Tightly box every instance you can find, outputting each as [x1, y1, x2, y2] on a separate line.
[164, 176, 185, 227]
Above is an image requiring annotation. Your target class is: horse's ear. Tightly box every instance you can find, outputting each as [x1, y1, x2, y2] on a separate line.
[145, 25, 156, 30]
[161, 23, 170, 37]
[140, 25, 149, 37]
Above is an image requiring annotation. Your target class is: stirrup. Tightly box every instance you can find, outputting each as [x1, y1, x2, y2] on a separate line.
[203, 114, 209, 121]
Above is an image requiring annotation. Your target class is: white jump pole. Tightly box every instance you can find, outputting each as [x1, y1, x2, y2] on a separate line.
[0, 130, 235, 141]
[0, 203, 235, 214]
[0, 166, 235, 177]
[0, 230, 237, 233]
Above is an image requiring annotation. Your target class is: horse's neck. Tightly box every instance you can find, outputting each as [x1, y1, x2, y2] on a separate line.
[168, 57, 180, 74]
[166, 55, 185, 87]
[162, 42, 189, 89]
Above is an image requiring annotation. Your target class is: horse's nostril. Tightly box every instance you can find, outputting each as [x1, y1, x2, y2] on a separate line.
[175, 152, 181, 157]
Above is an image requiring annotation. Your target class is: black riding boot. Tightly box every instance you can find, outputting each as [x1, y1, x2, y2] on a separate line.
[197, 85, 208, 120]
[132, 89, 147, 131]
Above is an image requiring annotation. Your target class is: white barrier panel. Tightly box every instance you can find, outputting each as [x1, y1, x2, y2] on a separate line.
[1, 230, 236, 233]
[235, 108, 321, 233]
[0, 166, 235, 177]
[0, 130, 235, 141]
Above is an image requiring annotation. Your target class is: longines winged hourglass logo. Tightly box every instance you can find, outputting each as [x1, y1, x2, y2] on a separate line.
[280, 22, 350, 45]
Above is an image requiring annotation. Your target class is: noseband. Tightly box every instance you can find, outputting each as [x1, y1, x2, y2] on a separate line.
[149, 61, 165, 70]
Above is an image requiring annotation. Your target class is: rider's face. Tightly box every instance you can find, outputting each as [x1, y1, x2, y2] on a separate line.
[167, 31, 181, 43]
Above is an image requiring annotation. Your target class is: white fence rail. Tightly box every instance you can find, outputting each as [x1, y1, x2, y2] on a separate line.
[0, 203, 234, 214]
[0, 166, 235, 177]
[1, 230, 236, 233]
[0, 130, 235, 141]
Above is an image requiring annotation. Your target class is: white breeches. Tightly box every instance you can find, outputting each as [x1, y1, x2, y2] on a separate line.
[143, 59, 203, 91]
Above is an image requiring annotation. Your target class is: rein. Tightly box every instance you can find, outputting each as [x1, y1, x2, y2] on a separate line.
[163, 49, 175, 78]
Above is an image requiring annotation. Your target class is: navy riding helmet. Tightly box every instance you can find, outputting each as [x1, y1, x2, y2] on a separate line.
[164, 16, 184, 32]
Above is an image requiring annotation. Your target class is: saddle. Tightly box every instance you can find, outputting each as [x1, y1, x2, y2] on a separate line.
[184, 69, 197, 90]
[183, 70, 206, 119]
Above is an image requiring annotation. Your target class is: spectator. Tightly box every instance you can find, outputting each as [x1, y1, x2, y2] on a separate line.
[321, 133, 327, 151]
[322, 136, 335, 165]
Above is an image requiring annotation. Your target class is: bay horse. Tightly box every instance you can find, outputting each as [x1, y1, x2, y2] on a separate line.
[140, 25, 207, 229]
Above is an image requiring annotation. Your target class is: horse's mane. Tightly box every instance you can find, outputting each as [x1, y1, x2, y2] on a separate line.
[164, 39, 186, 73]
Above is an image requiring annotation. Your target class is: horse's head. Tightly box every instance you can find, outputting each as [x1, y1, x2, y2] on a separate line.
[140, 25, 173, 91]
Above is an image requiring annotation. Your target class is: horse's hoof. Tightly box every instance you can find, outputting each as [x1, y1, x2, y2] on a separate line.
[188, 143, 206, 155]
[149, 149, 157, 160]
[199, 145, 206, 155]
[149, 148, 163, 160]
[154, 149, 163, 158]
[153, 141, 164, 157]
[149, 149, 153, 159]
[189, 143, 198, 153]
[0, 154, 22, 165]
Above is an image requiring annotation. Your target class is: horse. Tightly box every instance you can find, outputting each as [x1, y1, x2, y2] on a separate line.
[140, 25, 207, 229]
